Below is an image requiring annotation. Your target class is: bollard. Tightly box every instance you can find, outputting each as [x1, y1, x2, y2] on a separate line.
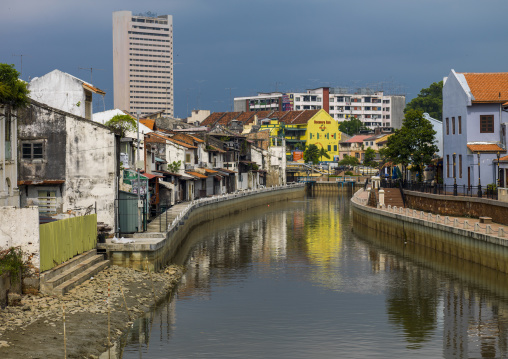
[437, 215, 441, 223]
[445, 216, 450, 225]
[454, 219, 459, 227]
[464, 220, 468, 230]
[499, 228, 505, 238]
[475, 223, 480, 232]
[486, 225, 492, 235]
[420, 211, 424, 219]
[400, 207, 403, 214]
[388, 205, 392, 211]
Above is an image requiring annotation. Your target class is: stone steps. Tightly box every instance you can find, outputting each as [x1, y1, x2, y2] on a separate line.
[40, 249, 109, 296]
[383, 188, 405, 207]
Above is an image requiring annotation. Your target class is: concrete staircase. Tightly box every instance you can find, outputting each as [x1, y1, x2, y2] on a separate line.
[146, 203, 189, 233]
[383, 187, 405, 208]
[40, 249, 109, 296]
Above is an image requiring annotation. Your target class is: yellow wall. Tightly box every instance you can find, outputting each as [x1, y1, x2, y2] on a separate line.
[305, 110, 342, 159]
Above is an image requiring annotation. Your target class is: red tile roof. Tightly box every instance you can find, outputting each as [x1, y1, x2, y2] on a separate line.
[461, 72, 508, 103]
[290, 110, 320, 124]
[246, 110, 273, 124]
[344, 135, 372, 143]
[201, 112, 226, 126]
[279, 110, 304, 124]
[148, 132, 197, 149]
[218, 112, 241, 125]
[235, 112, 256, 124]
[467, 144, 505, 152]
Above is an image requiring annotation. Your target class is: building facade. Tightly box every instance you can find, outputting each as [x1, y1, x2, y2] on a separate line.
[442, 70, 508, 189]
[234, 87, 405, 129]
[113, 11, 174, 118]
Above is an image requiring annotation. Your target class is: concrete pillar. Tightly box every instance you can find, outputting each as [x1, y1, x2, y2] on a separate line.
[379, 189, 385, 207]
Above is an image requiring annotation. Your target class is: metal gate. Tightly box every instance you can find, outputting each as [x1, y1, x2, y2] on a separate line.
[116, 191, 147, 235]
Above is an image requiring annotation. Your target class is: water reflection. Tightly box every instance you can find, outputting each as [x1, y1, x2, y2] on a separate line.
[110, 196, 508, 359]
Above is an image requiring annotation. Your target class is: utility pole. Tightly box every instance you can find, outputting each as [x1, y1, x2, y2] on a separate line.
[225, 87, 236, 112]
[78, 67, 104, 84]
[12, 54, 29, 78]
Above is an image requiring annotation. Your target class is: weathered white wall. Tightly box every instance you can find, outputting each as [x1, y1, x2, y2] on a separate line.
[267, 146, 287, 186]
[0, 106, 20, 206]
[0, 207, 40, 270]
[65, 117, 116, 228]
[29, 69, 87, 119]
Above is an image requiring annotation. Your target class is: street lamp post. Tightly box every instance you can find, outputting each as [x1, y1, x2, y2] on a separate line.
[497, 151, 501, 188]
[453, 153, 457, 196]
[477, 152, 482, 197]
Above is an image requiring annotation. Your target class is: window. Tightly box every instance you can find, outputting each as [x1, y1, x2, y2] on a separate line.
[330, 106, 334, 110]
[38, 191, 57, 215]
[452, 117, 455, 134]
[446, 118, 449, 135]
[185, 153, 191, 163]
[334, 145, 337, 151]
[459, 154, 462, 178]
[480, 115, 494, 133]
[295, 97, 300, 102]
[337, 97, 344, 102]
[328, 145, 331, 151]
[458, 116, 462, 134]
[317, 133, 319, 139]
[22, 142, 43, 160]
[447, 155, 450, 178]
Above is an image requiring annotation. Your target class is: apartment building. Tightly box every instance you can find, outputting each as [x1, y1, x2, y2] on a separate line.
[234, 87, 405, 129]
[113, 11, 174, 118]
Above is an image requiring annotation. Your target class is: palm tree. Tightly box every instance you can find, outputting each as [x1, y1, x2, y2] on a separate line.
[319, 147, 330, 162]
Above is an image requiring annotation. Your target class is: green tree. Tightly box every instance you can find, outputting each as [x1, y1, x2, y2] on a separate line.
[318, 147, 330, 162]
[304, 144, 320, 165]
[105, 114, 137, 138]
[167, 160, 182, 173]
[338, 155, 360, 167]
[363, 147, 377, 167]
[405, 81, 443, 121]
[338, 116, 366, 136]
[0, 64, 29, 109]
[381, 109, 438, 181]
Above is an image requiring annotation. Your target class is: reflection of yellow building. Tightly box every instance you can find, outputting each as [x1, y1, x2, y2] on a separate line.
[304, 202, 342, 266]
[259, 109, 343, 160]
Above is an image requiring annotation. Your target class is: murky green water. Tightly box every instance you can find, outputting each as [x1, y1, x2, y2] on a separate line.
[115, 195, 508, 358]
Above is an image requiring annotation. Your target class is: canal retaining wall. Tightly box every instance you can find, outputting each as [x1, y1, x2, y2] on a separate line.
[104, 184, 305, 271]
[351, 189, 508, 274]
[405, 191, 508, 226]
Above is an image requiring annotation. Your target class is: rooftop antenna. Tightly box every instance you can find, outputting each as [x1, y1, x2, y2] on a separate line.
[225, 87, 236, 112]
[78, 67, 104, 84]
[274, 82, 283, 92]
[195, 80, 205, 109]
[12, 54, 29, 79]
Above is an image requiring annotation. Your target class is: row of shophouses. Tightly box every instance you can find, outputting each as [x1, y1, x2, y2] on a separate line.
[0, 70, 286, 235]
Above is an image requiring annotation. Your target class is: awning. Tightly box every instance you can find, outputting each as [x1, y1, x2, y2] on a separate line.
[214, 175, 223, 181]
[18, 180, 65, 186]
[467, 143, 506, 153]
[158, 181, 174, 189]
[140, 172, 163, 180]
[186, 171, 208, 179]
[153, 170, 181, 177]
[202, 168, 218, 175]
[155, 157, 167, 163]
[179, 174, 196, 181]
[217, 168, 237, 174]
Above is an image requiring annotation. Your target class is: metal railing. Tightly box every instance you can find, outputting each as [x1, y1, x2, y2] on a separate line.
[380, 179, 498, 200]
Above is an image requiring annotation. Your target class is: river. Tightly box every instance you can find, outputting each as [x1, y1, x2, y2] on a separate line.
[114, 194, 508, 358]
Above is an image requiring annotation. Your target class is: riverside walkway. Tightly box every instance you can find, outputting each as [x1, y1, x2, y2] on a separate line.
[99, 183, 305, 270]
[353, 187, 508, 240]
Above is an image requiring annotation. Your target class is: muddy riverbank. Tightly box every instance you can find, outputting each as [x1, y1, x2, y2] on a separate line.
[0, 265, 183, 358]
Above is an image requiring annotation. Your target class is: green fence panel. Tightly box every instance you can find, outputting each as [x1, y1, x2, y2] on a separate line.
[40, 214, 97, 272]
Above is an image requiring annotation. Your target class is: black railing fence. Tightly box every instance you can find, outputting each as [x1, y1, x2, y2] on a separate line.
[380, 179, 498, 200]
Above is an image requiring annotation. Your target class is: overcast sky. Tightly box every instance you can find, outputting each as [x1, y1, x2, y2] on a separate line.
[1, 0, 507, 118]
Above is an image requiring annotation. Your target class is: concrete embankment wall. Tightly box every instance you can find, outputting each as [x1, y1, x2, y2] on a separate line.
[109, 186, 305, 270]
[405, 191, 508, 226]
[310, 181, 362, 193]
[351, 195, 508, 274]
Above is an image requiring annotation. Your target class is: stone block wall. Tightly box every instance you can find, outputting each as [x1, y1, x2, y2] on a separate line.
[405, 191, 508, 225]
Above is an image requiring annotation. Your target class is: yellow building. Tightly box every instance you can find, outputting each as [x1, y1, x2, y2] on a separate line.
[259, 109, 343, 160]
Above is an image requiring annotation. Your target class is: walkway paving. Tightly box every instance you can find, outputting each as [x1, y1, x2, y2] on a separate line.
[356, 187, 508, 238]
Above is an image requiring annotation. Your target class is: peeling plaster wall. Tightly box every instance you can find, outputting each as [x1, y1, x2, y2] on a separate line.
[0, 106, 20, 206]
[0, 207, 40, 270]
[29, 70, 87, 119]
[65, 115, 116, 227]
[266, 146, 286, 186]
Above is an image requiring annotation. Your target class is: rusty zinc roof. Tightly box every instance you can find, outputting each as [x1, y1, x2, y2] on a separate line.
[467, 143, 506, 153]
[185, 171, 208, 179]
[461, 72, 508, 103]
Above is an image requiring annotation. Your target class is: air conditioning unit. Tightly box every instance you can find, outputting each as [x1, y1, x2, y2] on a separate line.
[185, 164, 194, 171]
